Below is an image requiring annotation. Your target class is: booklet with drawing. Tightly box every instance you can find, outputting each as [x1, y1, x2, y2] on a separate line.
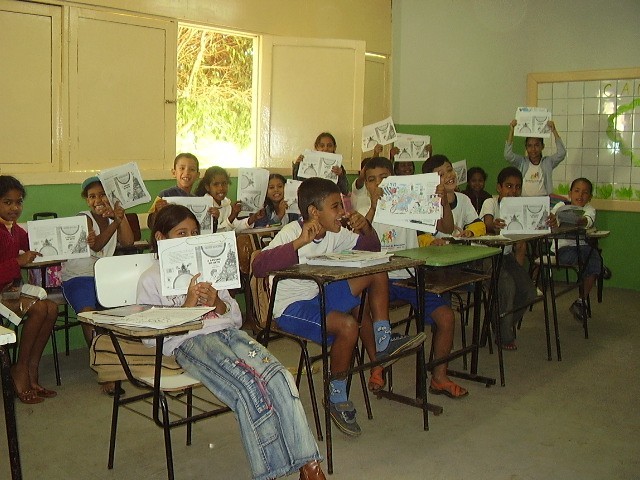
[306, 251, 391, 268]
[499, 196, 550, 234]
[554, 204, 586, 226]
[92, 306, 214, 329]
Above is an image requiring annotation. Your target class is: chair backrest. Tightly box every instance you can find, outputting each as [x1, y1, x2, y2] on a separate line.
[248, 250, 272, 329]
[32, 211, 57, 220]
[236, 231, 278, 277]
[94, 253, 155, 307]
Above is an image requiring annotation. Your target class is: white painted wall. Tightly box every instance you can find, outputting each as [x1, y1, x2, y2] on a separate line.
[392, 0, 640, 125]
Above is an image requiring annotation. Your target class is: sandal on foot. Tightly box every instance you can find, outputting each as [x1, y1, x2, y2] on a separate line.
[11, 378, 44, 404]
[368, 366, 385, 393]
[101, 382, 125, 397]
[429, 379, 468, 399]
[33, 385, 57, 398]
[496, 340, 517, 351]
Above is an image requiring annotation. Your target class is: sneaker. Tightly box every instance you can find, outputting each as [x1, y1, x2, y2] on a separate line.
[329, 400, 361, 437]
[569, 300, 587, 323]
[377, 332, 428, 368]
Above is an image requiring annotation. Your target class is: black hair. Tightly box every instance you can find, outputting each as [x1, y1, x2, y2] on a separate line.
[421, 154, 451, 174]
[314, 132, 337, 150]
[393, 161, 415, 175]
[360, 157, 371, 170]
[0, 175, 26, 199]
[570, 177, 593, 195]
[497, 166, 523, 184]
[525, 137, 544, 147]
[194, 166, 230, 196]
[264, 173, 287, 212]
[150, 204, 199, 252]
[81, 180, 103, 199]
[364, 157, 393, 175]
[467, 166, 487, 182]
[174, 152, 200, 171]
[297, 177, 341, 221]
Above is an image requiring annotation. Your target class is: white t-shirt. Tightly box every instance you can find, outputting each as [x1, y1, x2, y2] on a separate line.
[551, 202, 596, 250]
[262, 221, 360, 318]
[350, 178, 370, 213]
[205, 194, 250, 232]
[522, 163, 546, 197]
[436, 192, 480, 238]
[479, 197, 512, 255]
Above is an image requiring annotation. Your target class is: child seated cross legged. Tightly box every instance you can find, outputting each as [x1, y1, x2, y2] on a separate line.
[480, 167, 538, 350]
[253, 177, 427, 436]
[359, 157, 469, 399]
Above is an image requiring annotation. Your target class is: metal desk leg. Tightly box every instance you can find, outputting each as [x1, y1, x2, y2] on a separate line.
[1, 345, 22, 480]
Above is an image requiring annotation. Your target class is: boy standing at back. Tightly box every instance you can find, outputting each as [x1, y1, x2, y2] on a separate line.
[148, 152, 200, 229]
[359, 157, 469, 399]
[253, 177, 426, 437]
[480, 166, 537, 351]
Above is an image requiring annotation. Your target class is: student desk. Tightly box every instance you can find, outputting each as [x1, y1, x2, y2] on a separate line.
[265, 256, 426, 474]
[0, 326, 21, 480]
[393, 244, 501, 388]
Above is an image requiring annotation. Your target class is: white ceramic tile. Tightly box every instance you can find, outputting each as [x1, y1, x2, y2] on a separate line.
[633, 113, 640, 132]
[538, 83, 552, 100]
[597, 165, 614, 184]
[598, 146, 615, 165]
[583, 97, 599, 115]
[553, 98, 568, 115]
[568, 115, 584, 131]
[633, 131, 640, 149]
[631, 183, 640, 200]
[619, 130, 633, 150]
[584, 81, 600, 97]
[583, 114, 600, 132]
[538, 99, 552, 111]
[631, 167, 640, 183]
[553, 114, 567, 131]
[599, 132, 616, 150]
[600, 80, 616, 99]
[567, 164, 583, 181]
[614, 167, 631, 184]
[582, 131, 599, 149]
[553, 82, 568, 99]
[566, 131, 583, 149]
[599, 114, 611, 131]
[567, 98, 583, 115]
[567, 81, 583, 99]
[600, 98, 616, 115]
[617, 79, 634, 100]
[582, 148, 599, 165]
[552, 165, 566, 182]
[581, 165, 598, 182]
[614, 149, 631, 167]
[613, 112, 632, 131]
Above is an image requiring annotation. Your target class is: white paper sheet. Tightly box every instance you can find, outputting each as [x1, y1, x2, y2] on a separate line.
[158, 231, 241, 296]
[297, 151, 343, 183]
[164, 196, 215, 233]
[394, 133, 431, 161]
[92, 306, 213, 329]
[499, 196, 551, 234]
[98, 162, 151, 209]
[514, 107, 552, 138]
[237, 168, 270, 215]
[452, 159, 467, 185]
[284, 179, 302, 215]
[362, 116, 398, 150]
[27, 216, 91, 262]
[373, 173, 441, 232]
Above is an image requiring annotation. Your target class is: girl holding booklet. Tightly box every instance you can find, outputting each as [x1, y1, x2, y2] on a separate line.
[254, 173, 299, 227]
[0, 175, 59, 404]
[292, 132, 349, 195]
[136, 204, 326, 480]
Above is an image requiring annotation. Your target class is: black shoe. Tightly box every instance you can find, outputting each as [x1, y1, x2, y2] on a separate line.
[569, 300, 587, 323]
[602, 266, 612, 280]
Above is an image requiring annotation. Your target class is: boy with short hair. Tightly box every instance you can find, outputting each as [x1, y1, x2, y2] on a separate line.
[148, 153, 201, 229]
[252, 177, 426, 437]
[360, 156, 469, 399]
[480, 166, 537, 351]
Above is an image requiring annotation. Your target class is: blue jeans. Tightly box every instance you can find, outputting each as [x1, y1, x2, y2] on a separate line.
[557, 245, 602, 277]
[175, 329, 321, 480]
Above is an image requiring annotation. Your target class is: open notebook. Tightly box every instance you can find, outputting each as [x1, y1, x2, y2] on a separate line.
[92, 306, 214, 329]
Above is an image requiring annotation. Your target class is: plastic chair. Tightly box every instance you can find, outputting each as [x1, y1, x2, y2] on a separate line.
[93, 253, 230, 480]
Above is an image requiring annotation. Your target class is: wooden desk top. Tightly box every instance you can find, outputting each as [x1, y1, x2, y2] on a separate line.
[393, 244, 501, 267]
[77, 311, 203, 338]
[272, 256, 424, 282]
[22, 259, 63, 269]
[393, 269, 491, 295]
[0, 326, 17, 346]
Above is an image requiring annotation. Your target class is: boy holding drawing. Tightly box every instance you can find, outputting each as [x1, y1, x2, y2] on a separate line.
[252, 177, 426, 436]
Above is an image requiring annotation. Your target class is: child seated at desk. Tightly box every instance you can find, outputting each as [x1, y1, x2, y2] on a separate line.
[480, 167, 538, 351]
[359, 157, 469, 399]
[253, 177, 427, 437]
[550, 177, 602, 323]
[253, 173, 298, 228]
[137, 204, 326, 480]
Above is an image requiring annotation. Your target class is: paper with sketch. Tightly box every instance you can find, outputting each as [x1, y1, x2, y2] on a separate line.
[284, 179, 302, 215]
[452, 160, 467, 185]
[362, 116, 398, 150]
[499, 196, 550, 234]
[394, 133, 431, 161]
[307, 251, 391, 268]
[373, 173, 441, 232]
[158, 231, 241, 296]
[237, 168, 269, 215]
[297, 151, 343, 183]
[92, 306, 213, 329]
[514, 107, 552, 138]
[98, 162, 151, 209]
[164, 196, 215, 233]
[555, 204, 586, 226]
[27, 216, 90, 262]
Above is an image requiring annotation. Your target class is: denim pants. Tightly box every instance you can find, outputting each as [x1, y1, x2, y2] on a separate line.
[497, 254, 537, 343]
[175, 328, 321, 480]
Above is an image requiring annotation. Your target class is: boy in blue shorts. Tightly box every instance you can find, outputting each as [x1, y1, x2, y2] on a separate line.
[253, 177, 427, 437]
[358, 157, 469, 399]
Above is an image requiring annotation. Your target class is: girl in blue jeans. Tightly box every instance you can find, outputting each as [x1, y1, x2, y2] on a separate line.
[136, 204, 325, 480]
